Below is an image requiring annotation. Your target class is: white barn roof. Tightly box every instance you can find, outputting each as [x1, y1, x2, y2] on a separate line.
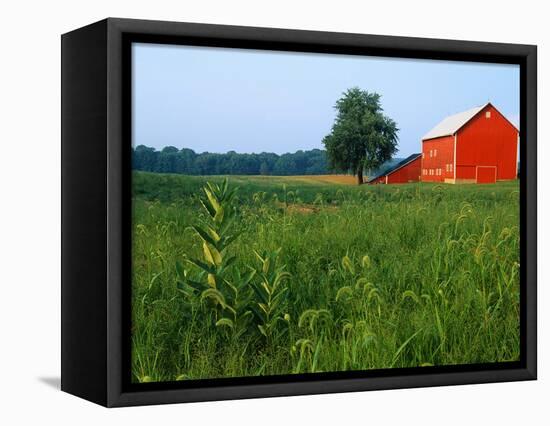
[422, 103, 489, 141]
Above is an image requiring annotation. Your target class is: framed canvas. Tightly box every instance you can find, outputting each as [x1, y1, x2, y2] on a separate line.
[61, 18, 537, 407]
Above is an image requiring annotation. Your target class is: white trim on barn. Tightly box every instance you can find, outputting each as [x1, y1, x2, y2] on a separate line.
[453, 134, 457, 180]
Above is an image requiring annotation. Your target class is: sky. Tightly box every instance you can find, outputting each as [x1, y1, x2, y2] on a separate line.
[132, 43, 519, 157]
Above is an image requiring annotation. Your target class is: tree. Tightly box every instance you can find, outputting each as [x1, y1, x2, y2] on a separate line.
[322, 88, 399, 184]
[133, 145, 159, 171]
[176, 148, 198, 174]
[273, 154, 297, 176]
[259, 161, 270, 175]
[158, 146, 179, 173]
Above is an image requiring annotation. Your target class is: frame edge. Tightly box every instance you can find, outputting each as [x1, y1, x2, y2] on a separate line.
[61, 18, 110, 407]
[99, 17, 537, 407]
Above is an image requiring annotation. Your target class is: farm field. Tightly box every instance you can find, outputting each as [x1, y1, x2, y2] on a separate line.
[131, 171, 520, 383]
[280, 174, 358, 185]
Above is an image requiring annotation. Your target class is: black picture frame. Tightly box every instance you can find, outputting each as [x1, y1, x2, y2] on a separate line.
[61, 17, 537, 407]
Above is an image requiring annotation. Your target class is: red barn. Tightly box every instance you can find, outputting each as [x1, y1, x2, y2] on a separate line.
[421, 103, 518, 184]
[368, 153, 422, 184]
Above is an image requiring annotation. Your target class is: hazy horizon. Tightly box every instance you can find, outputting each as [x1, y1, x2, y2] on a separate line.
[132, 43, 519, 157]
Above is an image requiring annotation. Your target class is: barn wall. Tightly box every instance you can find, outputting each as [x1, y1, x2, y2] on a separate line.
[456, 165, 476, 180]
[456, 104, 518, 181]
[477, 166, 497, 183]
[387, 156, 422, 183]
[421, 135, 454, 182]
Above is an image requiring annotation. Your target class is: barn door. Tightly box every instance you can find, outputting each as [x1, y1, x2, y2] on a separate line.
[476, 166, 497, 184]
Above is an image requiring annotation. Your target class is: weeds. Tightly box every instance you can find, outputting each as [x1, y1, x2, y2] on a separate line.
[131, 173, 520, 382]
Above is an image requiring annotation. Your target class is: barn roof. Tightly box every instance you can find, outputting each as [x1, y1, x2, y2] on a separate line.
[367, 153, 421, 183]
[422, 103, 490, 141]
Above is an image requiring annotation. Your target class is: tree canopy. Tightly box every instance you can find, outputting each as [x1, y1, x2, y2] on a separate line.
[132, 145, 331, 176]
[322, 88, 399, 184]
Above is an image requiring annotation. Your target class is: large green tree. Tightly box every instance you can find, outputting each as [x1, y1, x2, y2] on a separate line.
[322, 88, 399, 184]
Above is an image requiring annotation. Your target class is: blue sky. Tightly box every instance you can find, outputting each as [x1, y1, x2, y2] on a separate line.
[132, 43, 519, 157]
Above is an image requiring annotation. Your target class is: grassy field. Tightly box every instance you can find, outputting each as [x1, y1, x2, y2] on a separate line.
[279, 174, 359, 185]
[131, 171, 520, 383]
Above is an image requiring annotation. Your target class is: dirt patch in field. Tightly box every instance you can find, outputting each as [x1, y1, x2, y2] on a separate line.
[288, 204, 319, 214]
[276, 202, 339, 215]
[275, 202, 318, 214]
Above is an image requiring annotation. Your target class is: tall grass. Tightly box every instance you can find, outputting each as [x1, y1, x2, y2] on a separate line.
[131, 172, 520, 382]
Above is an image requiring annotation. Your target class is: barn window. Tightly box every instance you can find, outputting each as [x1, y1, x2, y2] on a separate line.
[422, 153, 425, 159]
[434, 149, 437, 157]
[486, 111, 491, 118]
[429, 150, 433, 157]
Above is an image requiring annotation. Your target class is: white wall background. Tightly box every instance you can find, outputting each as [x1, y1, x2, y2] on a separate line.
[0, 0, 546, 423]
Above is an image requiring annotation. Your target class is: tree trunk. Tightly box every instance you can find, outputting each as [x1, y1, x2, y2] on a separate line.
[356, 167, 364, 185]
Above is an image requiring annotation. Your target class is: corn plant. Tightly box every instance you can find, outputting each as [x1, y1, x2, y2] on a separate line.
[176, 179, 251, 335]
[248, 249, 291, 342]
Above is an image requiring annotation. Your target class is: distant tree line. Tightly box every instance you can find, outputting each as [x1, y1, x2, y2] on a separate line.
[132, 145, 334, 176]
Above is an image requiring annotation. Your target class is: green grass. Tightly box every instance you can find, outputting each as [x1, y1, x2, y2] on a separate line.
[131, 171, 520, 383]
